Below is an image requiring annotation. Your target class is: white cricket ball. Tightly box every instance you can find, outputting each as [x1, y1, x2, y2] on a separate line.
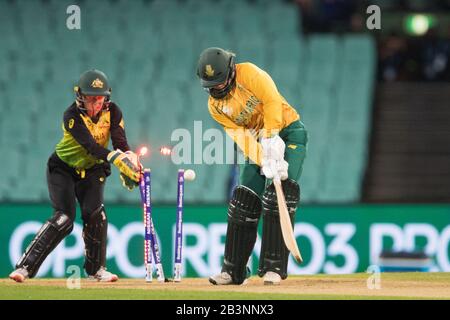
[184, 169, 196, 181]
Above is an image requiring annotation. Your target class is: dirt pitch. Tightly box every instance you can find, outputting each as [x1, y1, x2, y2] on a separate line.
[1, 273, 449, 300]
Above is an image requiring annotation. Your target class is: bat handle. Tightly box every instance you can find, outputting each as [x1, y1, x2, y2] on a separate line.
[273, 175, 281, 185]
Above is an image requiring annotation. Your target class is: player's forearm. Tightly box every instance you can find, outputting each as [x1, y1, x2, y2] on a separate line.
[225, 128, 262, 166]
[67, 123, 110, 160]
[111, 127, 130, 152]
[263, 101, 283, 137]
[250, 67, 284, 135]
[74, 134, 111, 161]
[109, 104, 130, 152]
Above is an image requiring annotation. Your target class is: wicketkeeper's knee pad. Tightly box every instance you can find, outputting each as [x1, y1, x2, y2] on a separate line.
[258, 179, 300, 279]
[83, 206, 108, 276]
[222, 186, 262, 284]
[16, 212, 73, 278]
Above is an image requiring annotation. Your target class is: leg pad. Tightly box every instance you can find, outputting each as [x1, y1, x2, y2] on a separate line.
[16, 212, 73, 278]
[222, 186, 262, 284]
[83, 206, 108, 276]
[258, 179, 300, 279]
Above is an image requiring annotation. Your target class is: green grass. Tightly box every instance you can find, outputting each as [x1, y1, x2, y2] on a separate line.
[1, 273, 449, 300]
[295, 272, 450, 281]
[0, 285, 293, 300]
[309, 272, 450, 281]
[0, 285, 438, 300]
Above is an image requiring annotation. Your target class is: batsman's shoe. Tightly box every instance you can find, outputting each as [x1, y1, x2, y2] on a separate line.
[209, 272, 248, 285]
[263, 271, 281, 285]
[88, 267, 118, 282]
[9, 267, 29, 283]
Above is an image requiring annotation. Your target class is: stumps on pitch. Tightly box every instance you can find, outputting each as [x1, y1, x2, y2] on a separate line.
[173, 169, 185, 282]
[139, 168, 190, 283]
[139, 169, 154, 282]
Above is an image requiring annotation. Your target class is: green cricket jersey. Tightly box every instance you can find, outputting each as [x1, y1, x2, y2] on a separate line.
[55, 102, 130, 170]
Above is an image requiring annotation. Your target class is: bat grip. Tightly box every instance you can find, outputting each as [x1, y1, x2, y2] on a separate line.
[273, 175, 281, 185]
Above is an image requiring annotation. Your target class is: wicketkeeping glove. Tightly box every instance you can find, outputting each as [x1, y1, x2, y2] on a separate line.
[118, 151, 143, 191]
[120, 173, 139, 191]
[124, 151, 143, 171]
[107, 150, 141, 184]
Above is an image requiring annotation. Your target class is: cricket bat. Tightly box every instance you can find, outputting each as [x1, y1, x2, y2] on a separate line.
[273, 178, 303, 263]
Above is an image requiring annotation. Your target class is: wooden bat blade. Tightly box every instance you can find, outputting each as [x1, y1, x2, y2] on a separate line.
[274, 179, 303, 263]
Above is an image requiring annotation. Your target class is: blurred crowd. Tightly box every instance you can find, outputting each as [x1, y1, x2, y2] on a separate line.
[292, 0, 450, 82]
[378, 28, 450, 82]
[293, 0, 362, 33]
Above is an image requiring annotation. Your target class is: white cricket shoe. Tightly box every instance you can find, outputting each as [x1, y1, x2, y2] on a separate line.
[263, 271, 281, 285]
[209, 272, 248, 285]
[88, 267, 118, 282]
[209, 272, 233, 285]
[9, 267, 29, 283]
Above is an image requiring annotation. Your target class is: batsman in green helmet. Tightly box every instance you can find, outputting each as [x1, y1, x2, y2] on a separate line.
[9, 69, 141, 283]
[197, 48, 308, 286]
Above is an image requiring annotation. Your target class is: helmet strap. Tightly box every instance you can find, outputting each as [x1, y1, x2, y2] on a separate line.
[75, 91, 110, 114]
[209, 66, 236, 99]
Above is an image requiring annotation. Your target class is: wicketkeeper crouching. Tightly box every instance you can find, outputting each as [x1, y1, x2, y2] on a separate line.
[9, 69, 141, 283]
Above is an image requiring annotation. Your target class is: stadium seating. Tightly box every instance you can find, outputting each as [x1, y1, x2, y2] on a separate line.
[0, 0, 375, 204]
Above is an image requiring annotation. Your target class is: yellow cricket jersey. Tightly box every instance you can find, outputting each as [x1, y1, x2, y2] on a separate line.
[208, 62, 300, 166]
[55, 102, 129, 170]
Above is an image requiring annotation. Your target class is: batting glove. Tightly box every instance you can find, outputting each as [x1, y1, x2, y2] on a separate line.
[261, 135, 288, 181]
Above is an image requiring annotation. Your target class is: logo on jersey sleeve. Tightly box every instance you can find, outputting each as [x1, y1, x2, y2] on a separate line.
[69, 119, 75, 129]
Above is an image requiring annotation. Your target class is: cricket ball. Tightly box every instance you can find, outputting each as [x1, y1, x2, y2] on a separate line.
[184, 169, 196, 181]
